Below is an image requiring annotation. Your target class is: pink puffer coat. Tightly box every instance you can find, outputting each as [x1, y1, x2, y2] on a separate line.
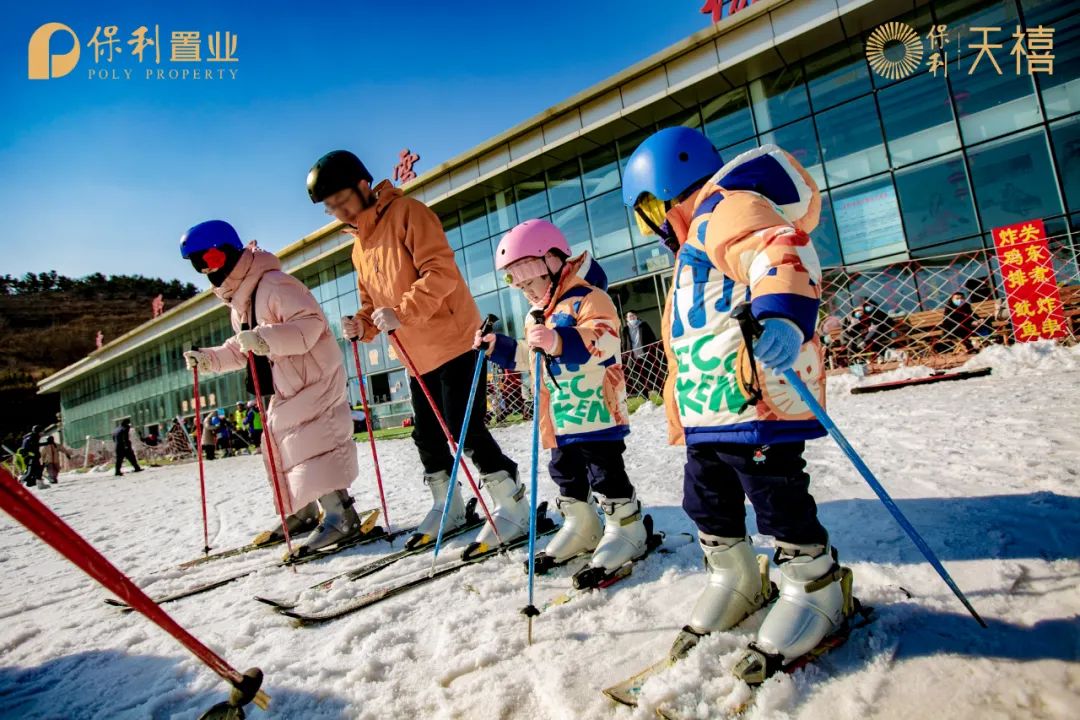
[202, 247, 358, 513]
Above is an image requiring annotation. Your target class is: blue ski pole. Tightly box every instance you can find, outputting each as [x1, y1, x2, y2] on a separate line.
[521, 310, 546, 644]
[732, 304, 986, 629]
[430, 317, 497, 572]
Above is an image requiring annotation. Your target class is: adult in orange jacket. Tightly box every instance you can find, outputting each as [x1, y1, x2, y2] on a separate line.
[307, 151, 520, 550]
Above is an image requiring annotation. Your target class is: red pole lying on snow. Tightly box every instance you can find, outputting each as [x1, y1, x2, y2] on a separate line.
[0, 465, 270, 713]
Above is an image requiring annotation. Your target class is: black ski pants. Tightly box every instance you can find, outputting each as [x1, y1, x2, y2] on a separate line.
[410, 350, 517, 479]
[115, 445, 141, 475]
[548, 440, 634, 501]
[683, 441, 828, 545]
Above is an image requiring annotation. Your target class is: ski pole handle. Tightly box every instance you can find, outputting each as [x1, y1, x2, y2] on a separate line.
[475, 314, 497, 353]
[345, 315, 360, 343]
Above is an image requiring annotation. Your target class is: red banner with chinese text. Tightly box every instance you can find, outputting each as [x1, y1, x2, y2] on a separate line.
[992, 219, 1068, 342]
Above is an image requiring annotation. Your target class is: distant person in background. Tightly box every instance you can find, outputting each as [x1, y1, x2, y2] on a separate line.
[41, 437, 64, 484]
[19, 425, 44, 487]
[350, 405, 367, 435]
[112, 419, 142, 476]
[935, 291, 978, 353]
[216, 412, 234, 458]
[244, 401, 262, 452]
[818, 314, 844, 368]
[843, 299, 893, 358]
[201, 413, 217, 461]
[621, 311, 659, 397]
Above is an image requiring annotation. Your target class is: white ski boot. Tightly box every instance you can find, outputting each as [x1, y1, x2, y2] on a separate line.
[293, 490, 364, 557]
[733, 542, 854, 684]
[462, 470, 530, 559]
[406, 470, 467, 549]
[251, 500, 319, 547]
[572, 495, 649, 589]
[533, 495, 602, 574]
[687, 534, 776, 636]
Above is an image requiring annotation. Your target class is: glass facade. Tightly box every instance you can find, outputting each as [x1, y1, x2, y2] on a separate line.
[52, 0, 1080, 443]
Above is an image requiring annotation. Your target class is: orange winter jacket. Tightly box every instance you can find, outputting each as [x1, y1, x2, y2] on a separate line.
[346, 180, 481, 376]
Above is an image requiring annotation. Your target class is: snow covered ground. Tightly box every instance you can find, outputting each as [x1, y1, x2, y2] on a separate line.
[2, 342, 1078, 720]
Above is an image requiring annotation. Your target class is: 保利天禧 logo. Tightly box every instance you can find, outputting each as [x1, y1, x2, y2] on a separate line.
[866, 20, 1055, 80]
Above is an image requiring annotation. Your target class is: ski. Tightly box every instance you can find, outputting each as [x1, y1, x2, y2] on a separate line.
[541, 522, 694, 612]
[254, 499, 483, 611]
[651, 602, 875, 720]
[603, 556, 778, 708]
[105, 510, 407, 610]
[175, 506, 379, 569]
[281, 508, 558, 626]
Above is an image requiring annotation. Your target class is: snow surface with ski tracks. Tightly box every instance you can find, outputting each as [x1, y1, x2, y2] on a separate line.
[2, 343, 1078, 719]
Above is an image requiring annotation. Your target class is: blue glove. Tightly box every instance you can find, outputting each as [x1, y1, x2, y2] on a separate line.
[753, 318, 804, 373]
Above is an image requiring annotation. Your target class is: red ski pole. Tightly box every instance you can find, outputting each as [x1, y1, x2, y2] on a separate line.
[191, 360, 211, 555]
[350, 339, 391, 534]
[388, 332, 501, 543]
[245, 349, 296, 563]
[0, 466, 270, 714]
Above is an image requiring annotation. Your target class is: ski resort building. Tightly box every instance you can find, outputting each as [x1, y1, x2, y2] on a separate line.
[39, 0, 1080, 446]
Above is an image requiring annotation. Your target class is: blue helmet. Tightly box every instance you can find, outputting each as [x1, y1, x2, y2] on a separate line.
[180, 220, 244, 259]
[621, 127, 722, 207]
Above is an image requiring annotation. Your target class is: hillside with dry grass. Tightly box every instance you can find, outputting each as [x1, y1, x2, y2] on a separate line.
[0, 272, 197, 450]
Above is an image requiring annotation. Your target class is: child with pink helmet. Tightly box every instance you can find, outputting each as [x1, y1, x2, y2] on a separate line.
[475, 219, 654, 589]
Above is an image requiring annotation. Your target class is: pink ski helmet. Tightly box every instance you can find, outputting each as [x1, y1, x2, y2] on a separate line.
[495, 219, 571, 284]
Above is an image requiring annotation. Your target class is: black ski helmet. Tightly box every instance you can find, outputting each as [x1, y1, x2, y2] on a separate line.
[307, 150, 373, 203]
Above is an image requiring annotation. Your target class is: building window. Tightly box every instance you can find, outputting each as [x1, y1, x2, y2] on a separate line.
[932, 0, 1019, 38]
[804, 40, 873, 112]
[497, 286, 526, 339]
[551, 203, 592, 258]
[460, 201, 489, 246]
[634, 244, 673, 275]
[1049, 115, 1080, 213]
[1036, 13, 1080, 119]
[581, 144, 621, 199]
[719, 138, 759, 162]
[813, 192, 844, 268]
[547, 159, 585, 212]
[760, 117, 824, 189]
[464, 240, 496, 295]
[440, 212, 463, 250]
[475, 292, 502, 327]
[486, 189, 518, 236]
[967, 127, 1064, 231]
[749, 65, 810, 133]
[816, 95, 889, 186]
[586, 189, 633, 258]
[848, 264, 920, 315]
[702, 86, 756, 151]
[950, 63, 1041, 145]
[878, 71, 961, 166]
[894, 153, 980, 251]
[515, 174, 549, 220]
[601, 249, 638, 284]
[832, 175, 907, 265]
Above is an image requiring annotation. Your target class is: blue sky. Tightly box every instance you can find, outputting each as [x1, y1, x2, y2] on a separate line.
[1, 1, 713, 285]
